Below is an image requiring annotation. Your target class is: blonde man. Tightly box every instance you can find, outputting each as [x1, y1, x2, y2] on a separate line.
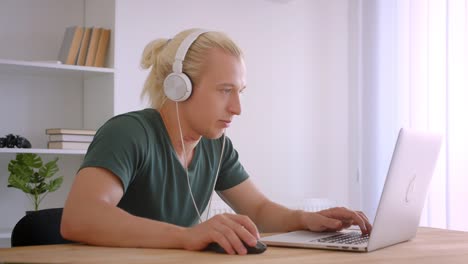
[61, 29, 372, 255]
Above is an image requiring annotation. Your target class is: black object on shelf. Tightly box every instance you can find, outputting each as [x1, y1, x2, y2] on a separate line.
[0, 134, 31, 148]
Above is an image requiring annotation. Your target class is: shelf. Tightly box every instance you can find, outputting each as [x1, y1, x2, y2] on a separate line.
[0, 59, 114, 77]
[0, 229, 11, 239]
[0, 148, 87, 155]
[0, 228, 11, 248]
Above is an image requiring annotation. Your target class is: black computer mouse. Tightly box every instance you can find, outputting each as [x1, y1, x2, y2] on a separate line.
[205, 240, 267, 254]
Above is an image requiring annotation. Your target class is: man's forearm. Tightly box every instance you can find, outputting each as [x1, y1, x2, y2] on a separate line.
[253, 201, 307, 233]
[61, 202, 187, 248]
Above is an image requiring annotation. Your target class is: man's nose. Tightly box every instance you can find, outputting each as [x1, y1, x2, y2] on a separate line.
[228, 92, 242, 116]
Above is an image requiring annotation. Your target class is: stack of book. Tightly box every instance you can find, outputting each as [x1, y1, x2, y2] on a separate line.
[58, 26, 111, 67]
[46, 128, 96, 150]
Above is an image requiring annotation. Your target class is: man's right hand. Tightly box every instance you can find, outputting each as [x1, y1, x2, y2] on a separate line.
[180, 213, 260, 255]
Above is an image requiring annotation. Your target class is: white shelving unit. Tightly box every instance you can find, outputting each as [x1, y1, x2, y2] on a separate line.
[0, 148, 87, 155]
[0, 59, 115, 74]
[0, 0, 116, 246]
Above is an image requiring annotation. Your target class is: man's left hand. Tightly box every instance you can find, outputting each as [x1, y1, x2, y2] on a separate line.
[300, 207, 372, 234]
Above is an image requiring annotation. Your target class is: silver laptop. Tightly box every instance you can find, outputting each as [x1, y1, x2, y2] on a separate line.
[261, 128, 442, 252]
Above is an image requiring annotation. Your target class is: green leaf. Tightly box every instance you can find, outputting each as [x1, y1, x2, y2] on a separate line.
[8, 176, 31, 194]
[39, 158, 59, 178]
[34, 182, 48, 194]
[47, 177, 64, 192]
[31, 172, 44, 184]
[18, 153, 42, 168]
[8, 162, 34, 181]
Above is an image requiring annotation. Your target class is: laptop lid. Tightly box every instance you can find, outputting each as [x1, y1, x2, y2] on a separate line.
[261, 128, 442, 252]
[367, 128, 442, 251]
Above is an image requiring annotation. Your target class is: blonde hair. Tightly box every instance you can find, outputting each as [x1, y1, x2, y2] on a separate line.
[140, 28, 244, 109]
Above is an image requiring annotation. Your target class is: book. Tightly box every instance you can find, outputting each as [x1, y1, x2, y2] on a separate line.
[57, 26, 84, 65]
[57, 27, 74, 64]
[48, 141, 90, 150]
[76, 27, 92, 66]
[45, 128, 96, 136]
[85, 27, 102, 66]
[49, 134, 94, 142]
[94, 29, 111, 67]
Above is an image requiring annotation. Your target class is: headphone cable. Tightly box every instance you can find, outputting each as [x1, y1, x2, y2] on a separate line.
[175, 102, 226, 224]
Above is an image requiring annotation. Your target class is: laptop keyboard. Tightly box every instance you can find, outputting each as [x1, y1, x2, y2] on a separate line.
[316, 232, 369, 245]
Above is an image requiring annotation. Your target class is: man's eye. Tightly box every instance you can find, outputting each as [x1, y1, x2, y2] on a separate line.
[222, 88, 232, 94]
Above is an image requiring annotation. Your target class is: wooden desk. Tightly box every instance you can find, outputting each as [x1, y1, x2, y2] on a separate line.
[0, 227, 467, 264]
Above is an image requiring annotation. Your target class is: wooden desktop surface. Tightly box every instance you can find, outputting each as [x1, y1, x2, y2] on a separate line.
[0, 227, 467, 264]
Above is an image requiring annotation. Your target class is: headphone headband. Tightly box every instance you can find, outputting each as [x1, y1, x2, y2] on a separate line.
[172, 29, 209, 73]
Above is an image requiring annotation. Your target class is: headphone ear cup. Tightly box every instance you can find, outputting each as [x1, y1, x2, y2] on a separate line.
[163, 73, 192, 102]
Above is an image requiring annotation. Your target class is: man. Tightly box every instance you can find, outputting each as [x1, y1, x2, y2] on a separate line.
[61, 29, 372, 255]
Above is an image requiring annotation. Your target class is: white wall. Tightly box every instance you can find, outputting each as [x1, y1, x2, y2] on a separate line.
[115, 0, 351, 206]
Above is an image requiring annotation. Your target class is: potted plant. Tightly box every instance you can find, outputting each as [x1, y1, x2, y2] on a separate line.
[7, 153, 63, 212]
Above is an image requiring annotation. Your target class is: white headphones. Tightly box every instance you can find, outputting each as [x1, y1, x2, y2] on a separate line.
[164, 29, 226, 223]
[163, 29, 209, 102]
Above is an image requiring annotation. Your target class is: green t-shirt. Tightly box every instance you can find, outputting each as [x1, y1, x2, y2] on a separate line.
[80, 108, 249, 227]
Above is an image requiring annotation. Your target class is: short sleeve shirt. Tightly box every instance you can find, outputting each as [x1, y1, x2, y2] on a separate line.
[80, 108, 249, 227]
